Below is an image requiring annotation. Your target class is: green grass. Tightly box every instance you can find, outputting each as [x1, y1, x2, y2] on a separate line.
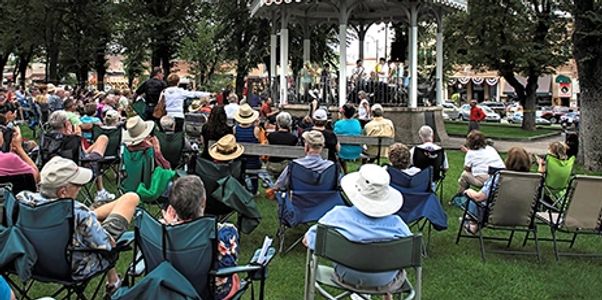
[445, 121, 559, 139]
[14, 126, 602, 299]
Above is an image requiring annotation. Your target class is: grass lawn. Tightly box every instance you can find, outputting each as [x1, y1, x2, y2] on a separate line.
[445, 121, 559, 139]
[12, 127, 602, 299]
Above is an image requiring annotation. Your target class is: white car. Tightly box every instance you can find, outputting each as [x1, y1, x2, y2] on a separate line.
[442, 102, 461, 120]
[460, 104, 501, 122]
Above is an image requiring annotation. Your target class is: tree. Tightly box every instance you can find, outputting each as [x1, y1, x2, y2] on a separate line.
[572, 0, 602, 171]
[445, 0, 571, 130]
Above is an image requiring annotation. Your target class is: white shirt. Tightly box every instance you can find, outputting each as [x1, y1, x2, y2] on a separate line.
[358, 99, 370, 120]
[164, 86, 211, 119]
[464, 146, 506, 177]
[224, 103, 240, 120]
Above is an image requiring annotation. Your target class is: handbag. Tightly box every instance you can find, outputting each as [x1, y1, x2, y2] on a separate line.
[152, 91, 166, 119]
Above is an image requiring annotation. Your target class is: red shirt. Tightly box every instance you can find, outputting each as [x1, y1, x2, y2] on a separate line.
[470, 106, 486, 122]
[260, 102, 272, 118]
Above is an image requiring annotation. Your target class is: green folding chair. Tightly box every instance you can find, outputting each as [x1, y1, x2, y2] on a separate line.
[120, 146, 155, 194]
[92, 125, 122, 191]
[535, 175, 602, 260]
[154, 129, 185, 170]
[305, 225, 422, 300]
[543, 155, 575, 208]
[132, 99, 147, 119]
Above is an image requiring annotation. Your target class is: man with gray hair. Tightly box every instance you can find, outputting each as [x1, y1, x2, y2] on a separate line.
[273, 130, 333, 190]
[363, 103, 395, 161]
[224, 94, 240, 120]
[410, 125, 449, 170]
[17, 156, 139, 292]
[46, 110, 114, 202]
[160, 115, 176, 132]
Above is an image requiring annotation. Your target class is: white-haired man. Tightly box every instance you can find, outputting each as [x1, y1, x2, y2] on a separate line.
[410, 125, 449, 170]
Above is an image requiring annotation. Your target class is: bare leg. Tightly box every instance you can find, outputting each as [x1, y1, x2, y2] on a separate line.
[85, 134, 109, 155]
[384, 294, 392, 300]
[95, 176, 105, 191]
[94, 192, 139, 222]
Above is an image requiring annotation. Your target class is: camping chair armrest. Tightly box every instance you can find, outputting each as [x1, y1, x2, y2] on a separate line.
[537, 199, 562, 213]
[116, 231, 135, 247]
[212, 265, 263, 277]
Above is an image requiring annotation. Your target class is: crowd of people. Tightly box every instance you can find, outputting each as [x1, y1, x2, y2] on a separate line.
[0, 65, 578, 299]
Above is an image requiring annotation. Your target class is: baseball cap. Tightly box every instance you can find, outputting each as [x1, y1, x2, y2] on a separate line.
[312, 108, 328, 121]
[40, 157, 93, 188]
[302, 130, 325, 148]
[371, 103, 384, 112]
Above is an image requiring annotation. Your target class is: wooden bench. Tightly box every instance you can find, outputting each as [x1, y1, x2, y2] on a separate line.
[208, 141, 328, 174]
[337, 135, 395, 164]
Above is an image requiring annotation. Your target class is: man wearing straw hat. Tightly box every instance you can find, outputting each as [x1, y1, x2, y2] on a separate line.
[303, 164, 411, 300]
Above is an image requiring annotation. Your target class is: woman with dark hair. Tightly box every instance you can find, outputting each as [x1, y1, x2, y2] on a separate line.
[200, 106, 233, 159]
[333, 104, 362, 173]
[457, 130, 505, 194]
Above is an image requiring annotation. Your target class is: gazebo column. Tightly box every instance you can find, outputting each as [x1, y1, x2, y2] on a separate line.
[279, 10, 289, 105]
[435, 9, 444, 105]
[408, 4, 419, 108]
[303, 20, 311, 63]
[270, 27, 277, 91]
[338, 6, 350, 107]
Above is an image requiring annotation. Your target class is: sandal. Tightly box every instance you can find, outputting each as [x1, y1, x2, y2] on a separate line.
[105, 276, 122, 297]
[463, 221, 479, 236]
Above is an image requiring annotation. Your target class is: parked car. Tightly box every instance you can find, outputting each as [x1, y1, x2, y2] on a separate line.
[509, 112, 552, 125]
[560, 111, 580, 128]
[442, 102, 461, 120]
[460, 104, 501, 122]
[481, 101, 507, 117]
[541, 106, 570, 124]
[505, 102, 523, 115]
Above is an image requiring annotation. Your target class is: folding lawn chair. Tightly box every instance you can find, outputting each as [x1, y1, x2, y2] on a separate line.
[128, 209, 275, 300]
[119, 146, 155, 194]
[535, 175, 602, 260]
[412, 148, 446, 200]
[131, 98, 147, 119]
[304, 225, 423, 300]
[456, 170, 543, 261]
[92, 125, 122, 174]
[154, 129, 186, 169]
[4, 198, 132, 300]
[542, 155, 575, 208]
[0, 174, 36, 196]
[276, 162, 345, 254]
[387, 167, 448, 252]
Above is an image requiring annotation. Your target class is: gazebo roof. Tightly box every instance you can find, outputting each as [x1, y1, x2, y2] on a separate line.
[250, 0, 467, 24]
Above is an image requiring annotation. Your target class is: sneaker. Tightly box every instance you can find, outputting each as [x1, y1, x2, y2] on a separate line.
[350, 294, 371, 300]
[95, 189, 116, 203]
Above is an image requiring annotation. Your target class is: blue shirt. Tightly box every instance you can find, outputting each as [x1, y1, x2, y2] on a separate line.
[80, 115, 101, 140]
[333, 119, 363, 160]
[305, 206, 412, 287]
[274, 155, 334, 190]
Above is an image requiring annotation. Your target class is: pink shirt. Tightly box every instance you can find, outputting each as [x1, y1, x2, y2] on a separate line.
[0, 152, 34, 177]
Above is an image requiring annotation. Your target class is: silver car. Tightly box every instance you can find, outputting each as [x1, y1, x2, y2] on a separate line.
[442, 102, 460, 120]
[460, 104, 501, 122]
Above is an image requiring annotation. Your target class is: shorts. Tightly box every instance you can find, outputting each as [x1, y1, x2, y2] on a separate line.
[102, 214, 129, 240]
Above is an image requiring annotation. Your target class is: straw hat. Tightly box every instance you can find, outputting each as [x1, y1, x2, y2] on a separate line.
[208, 134, 245, 161]
[340, 164, 403, 218]
[122, 116, 155, 146]
[47, 84, 57, 93]
[234, 104, 259, 125]
[188, 98, 209, 112]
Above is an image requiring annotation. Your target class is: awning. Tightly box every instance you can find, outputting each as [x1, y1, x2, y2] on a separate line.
[555, 74, 571, 84]
[503, 75, 552, 96]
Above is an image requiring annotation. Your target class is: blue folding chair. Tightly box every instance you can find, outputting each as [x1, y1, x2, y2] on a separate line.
[387, 167, 448, 253]
[5, 198, 131, 300]
[276, 162, 346, 254]
[130, 209, 275, 300]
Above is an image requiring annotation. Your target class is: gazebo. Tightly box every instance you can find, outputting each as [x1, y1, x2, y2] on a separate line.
[250, 0, 467, 108]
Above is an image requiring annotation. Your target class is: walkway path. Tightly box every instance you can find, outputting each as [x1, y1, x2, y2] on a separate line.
[444, 135, 564, 155]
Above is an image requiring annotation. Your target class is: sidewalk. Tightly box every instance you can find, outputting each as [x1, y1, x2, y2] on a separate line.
[444, 135, 564, 155]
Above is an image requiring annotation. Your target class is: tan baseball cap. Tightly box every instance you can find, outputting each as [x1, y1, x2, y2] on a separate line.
[40, 157, 93, 188]
[302, 130, 325, 148]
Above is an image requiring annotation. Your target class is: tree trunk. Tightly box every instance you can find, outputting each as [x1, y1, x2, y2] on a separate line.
[95, 50, 107, 91]
[77, 66, 89, 88]
[573, 0, 602, 171]
[235, 65, 246, 97]
[18, 50, 32, 89]
[0, 53, 9, 86]
[47, 46, 60, 84]
[522, 75, 539, 131]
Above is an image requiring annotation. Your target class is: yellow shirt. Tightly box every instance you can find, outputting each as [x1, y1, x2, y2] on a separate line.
[363, 117, 395, 157]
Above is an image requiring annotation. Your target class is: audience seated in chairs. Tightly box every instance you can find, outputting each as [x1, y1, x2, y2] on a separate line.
[303, 164, 411, 300]
[457, 130, 505, 194]
[16, 156, 139, 295]
[363, 103, 395, 162]
[161, 175, 241, 299]
[46, 110, 115, 202]
[387, 143, 421, 176]
[333, 104, 362, 174]
[123, 116, 171, 170]
[0, 126, 39, 183]
[303, 109, 339, 164]
[266, 112, 298, 178]
[273, 130, 334, 191]
[462, 147, 531, 234]
[233, 104, 262, 195]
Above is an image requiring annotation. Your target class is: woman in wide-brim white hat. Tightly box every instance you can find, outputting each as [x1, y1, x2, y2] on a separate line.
[233, 103, 259, 125]
[122, 116, 155, 146]
[208, 134, 245, 161]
